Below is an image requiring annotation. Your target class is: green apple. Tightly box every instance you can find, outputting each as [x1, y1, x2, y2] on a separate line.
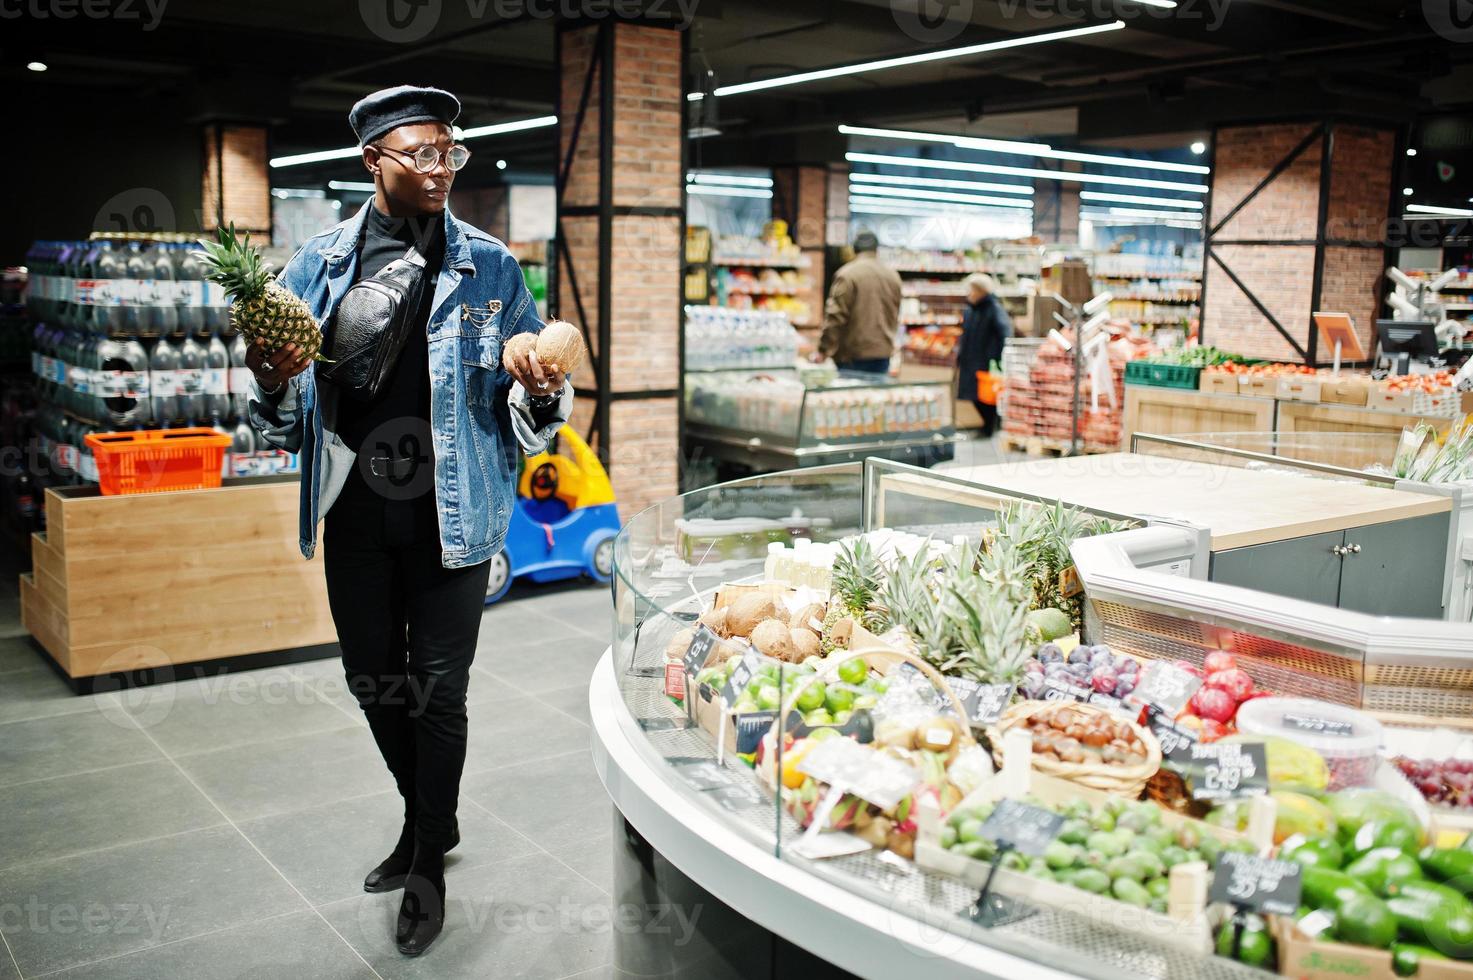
[796, 682, 826, 712]
[803, 709, 833, 726]
[837, 658, 868, 686]
[852, 694, 879, 711]
[755, 684, 781, 711]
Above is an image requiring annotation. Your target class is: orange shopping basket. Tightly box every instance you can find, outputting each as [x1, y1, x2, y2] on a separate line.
[85, 428, 233, 496]
[975, 370, 1002, 406]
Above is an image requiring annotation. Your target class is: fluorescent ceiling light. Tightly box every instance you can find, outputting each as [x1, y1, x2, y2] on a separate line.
[841, 124, 1210, 175]
[850, 172, 1033, 196]
[1125, 0, 1177, 7]
[1080, 191, 1201, 210]
[848, 196, 1030, 219]
[688, 185, 773, 199]
[327, 180, 375, 192]
[688, 21, 1124, 100]
[840, 125, 1050, 156]
[847, 151, 1209, 193]
[1405, 204, 1473, 217]
[687, 173, 774, 187]
[271, 115, 556, 169]
[27, 61, 47, 72]
[1097, 205, 1207, 220]
[848, 184, 1034, 209]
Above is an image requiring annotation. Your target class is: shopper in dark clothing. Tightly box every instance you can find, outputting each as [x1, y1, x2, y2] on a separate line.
[817, 231, 902, 375]
[247, 86, 571, 958]
[956, 273, 1011, 437]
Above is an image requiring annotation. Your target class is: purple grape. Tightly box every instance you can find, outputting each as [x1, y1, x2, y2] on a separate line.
[1038, 644, 1064, 664]
[1089, 650, 1113, 669]
[1067, 647, 1091, 665]
[1026, 659, 1045, 676]
[1045, 662, 1069, 677]
[1118, 657, 1140, 675]
[1022, 674, 1045, 698]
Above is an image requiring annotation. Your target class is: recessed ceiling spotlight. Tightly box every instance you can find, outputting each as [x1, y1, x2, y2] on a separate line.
[27, 62, 47, 72]
[1190, 141, 1206, 155]
[1407, 148, 1418, 157]
[496, 159, 507, 170]
[1403, 187, 1414, 196]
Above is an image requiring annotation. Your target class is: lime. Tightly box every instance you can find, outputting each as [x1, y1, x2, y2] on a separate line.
[803, 709, 833, 726]
[807, 726, 842, 742]
[755, 684, 781, 711]
[838, 658, 869, 686]
[825, 687, 856, 715]
[852, 694, 879, 710]
[796, 682, 826, 712]
[870, 678, 890, 694]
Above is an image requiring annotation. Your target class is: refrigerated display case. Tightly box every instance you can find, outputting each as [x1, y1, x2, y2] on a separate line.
[592, 457, 1473, 980]
[683, 368, 955, 473]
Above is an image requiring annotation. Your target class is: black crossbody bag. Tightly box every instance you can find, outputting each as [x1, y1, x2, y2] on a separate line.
[318, 246, 428, 401]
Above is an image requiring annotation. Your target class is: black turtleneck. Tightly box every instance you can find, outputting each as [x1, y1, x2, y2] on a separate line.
[334, 205, 447, 457]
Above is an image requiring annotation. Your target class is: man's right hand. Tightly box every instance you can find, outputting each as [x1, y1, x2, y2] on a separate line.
[247, 339, 313, 391]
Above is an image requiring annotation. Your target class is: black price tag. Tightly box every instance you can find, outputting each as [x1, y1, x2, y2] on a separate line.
[965, 683, 1016, 727]
[1041, 676, 1092, 704]
[1283, 713, 1354, 738]
[1209, 852, 1304, 916]
[682, 626, 719, 676]
[721, 648, 763, 704]
[1171, 741, 1269, 801]
[1147, 707, 1200, 759]
[980, 799, 1066, 857]
[1132, 661, 1203, 717]
[732, 710, 778, 755]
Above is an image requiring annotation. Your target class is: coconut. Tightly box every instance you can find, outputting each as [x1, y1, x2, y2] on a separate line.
[792, 603, 826, 635]
[726, 594, 777, 637]
[536, 320, 586, 375]
[664, 627, 696, 662]
[501, 332, 538, 374]
[788, 629, 820, 661]
[749, 619, 795, 661]
[697, 606, 730, 638]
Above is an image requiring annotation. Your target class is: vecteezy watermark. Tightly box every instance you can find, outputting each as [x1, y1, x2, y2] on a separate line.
[355, 892, 704, 943]
[891, 0, 975, 44]
[92, 187, 179, 237]
[994, 0, 1233, 30]
[359, 0, 699, 44]
[0, 898, 172, 942]
[1425, 0, 1473, 42]
[1, 0, 169, 30]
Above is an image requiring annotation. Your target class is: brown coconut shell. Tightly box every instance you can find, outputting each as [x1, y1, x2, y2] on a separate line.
[664, 627, 696, 662]
[789, 629, 820, 661]
[697, 606, 731, 638]
[726, 594, 778, 637]
[501, 332, 538, 374]
[749, 619, 795, 661]
[536, 320, 586, 375]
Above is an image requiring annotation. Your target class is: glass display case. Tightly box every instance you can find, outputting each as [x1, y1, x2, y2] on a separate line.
[596, 458, 1473, 980]
[683, 368, 955, 472]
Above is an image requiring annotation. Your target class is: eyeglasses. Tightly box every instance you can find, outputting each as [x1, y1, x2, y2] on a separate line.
[377, 142, 472, 173]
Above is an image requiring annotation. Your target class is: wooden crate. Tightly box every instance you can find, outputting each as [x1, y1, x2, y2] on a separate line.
[18, 477, 336, 680]
[1319, 376, 1371, 406]
[1198, 370, 1240, 395]
[1122, 387, 1277, 449]
[1275, 401, 1456, 470]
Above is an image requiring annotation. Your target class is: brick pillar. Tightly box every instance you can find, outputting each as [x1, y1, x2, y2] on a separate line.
[1203, 122, 1395, 363]
[825, 163, 850, 247]
[202, 124, 271, 240]
[556, 21, 683, 522]
[771, 165, 829, 331]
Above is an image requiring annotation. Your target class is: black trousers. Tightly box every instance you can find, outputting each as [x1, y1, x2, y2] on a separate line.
[973, 399, 999, 437]
[323, 470, 491, 847]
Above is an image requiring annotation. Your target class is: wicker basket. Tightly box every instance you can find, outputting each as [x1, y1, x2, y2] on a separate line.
[987, 700, 1161, 797]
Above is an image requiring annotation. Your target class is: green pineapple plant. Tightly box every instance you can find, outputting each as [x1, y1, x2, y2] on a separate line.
[821, 537, 884, 651]
[198, 223, 325, 361]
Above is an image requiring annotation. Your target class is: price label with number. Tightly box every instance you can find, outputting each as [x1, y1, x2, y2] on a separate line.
[681, 626, 719, 676]
[965, 683, 1017, 727]
[1041, 676, 1092, 704]
[1169, 741, 1270, 801]
[1147, 707, 1200, 759]
[1209, 852, 1304, 916]
[980, 799, 1066, 857]
[721, 647, 763, 704]
[1283, 713, 1354, 738]
[1131, 661, 1203, 717]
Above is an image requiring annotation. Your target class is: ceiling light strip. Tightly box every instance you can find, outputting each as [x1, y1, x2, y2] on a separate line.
[1080, 190, 1202, 209]
[848, 184, 1035, 209]
[849, 172, 1034, 196]
[840, 124, 1209, 175]
[847, 151, 1208, 193]
[270, 115, 557, 169]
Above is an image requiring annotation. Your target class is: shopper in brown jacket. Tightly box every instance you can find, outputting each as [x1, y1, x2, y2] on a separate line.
[817, 231, 902, 374]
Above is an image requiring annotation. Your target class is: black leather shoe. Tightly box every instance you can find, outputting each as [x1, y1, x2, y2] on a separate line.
[395, 873, 446, 956]
[364, 825, 459, 893]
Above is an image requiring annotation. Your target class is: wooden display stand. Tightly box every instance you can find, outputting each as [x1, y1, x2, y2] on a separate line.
[1121, 387, 1276, 446]
[19, 476, 337, 690]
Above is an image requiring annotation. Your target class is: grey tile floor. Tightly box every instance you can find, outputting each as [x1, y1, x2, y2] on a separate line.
[0, 576, 617, 980]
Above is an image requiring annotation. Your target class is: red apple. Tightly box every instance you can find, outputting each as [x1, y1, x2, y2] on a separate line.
[1204, 650, 1237, 674]
[1206, 667, 1255, 702]
[1189, 686, 1236, 723]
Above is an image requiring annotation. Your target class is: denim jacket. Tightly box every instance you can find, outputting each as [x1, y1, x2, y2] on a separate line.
[249, 201, 570, 568]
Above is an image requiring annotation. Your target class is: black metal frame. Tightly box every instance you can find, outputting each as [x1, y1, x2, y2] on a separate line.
[1203, 119, 1395, 365]
[553, 18, 687, 472]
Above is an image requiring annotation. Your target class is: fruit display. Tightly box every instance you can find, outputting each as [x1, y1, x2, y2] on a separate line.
[992, 702, 1160, 794]
[942, 795, 1251, 916]
[1022, 640, 1138, 699]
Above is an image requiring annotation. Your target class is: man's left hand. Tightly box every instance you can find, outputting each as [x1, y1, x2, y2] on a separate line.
[506, 346, 567, 397]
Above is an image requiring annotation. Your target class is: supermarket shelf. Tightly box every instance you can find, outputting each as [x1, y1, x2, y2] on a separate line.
[902, 315, 962, 327]
[1094, 272, 1203, 282]
[1109, 294, 1201, 303]
[894, 266, 972, 275]
[711, 256, 811, 269]
[722, 283, 812, 296]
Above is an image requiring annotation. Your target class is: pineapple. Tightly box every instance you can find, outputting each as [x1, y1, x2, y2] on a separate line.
[198, 224, 324, 360]
[870, 542, 934, 634]
[939, 579, 1034, 686]
[821, 537, 883, 650]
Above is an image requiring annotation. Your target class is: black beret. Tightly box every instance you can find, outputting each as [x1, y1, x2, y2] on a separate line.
[349, 85, 461, 147]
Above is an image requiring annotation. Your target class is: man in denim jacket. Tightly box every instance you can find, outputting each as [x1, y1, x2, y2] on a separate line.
[246, 85, 570, 956]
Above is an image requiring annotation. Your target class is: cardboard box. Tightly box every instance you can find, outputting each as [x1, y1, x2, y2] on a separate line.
[1200, 370, 1241, 394]
[1366, 385, 1418, 415]
[1274, 918, 1473, 980]
[1365, 386, 1473, 417]
[1277, 377, 1322, 404]
[1318, 376, 1371, 407]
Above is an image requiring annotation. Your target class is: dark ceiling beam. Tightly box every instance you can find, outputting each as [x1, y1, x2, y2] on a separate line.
[294, 13, 534, 87]
[1228, 0, 1399, 31]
